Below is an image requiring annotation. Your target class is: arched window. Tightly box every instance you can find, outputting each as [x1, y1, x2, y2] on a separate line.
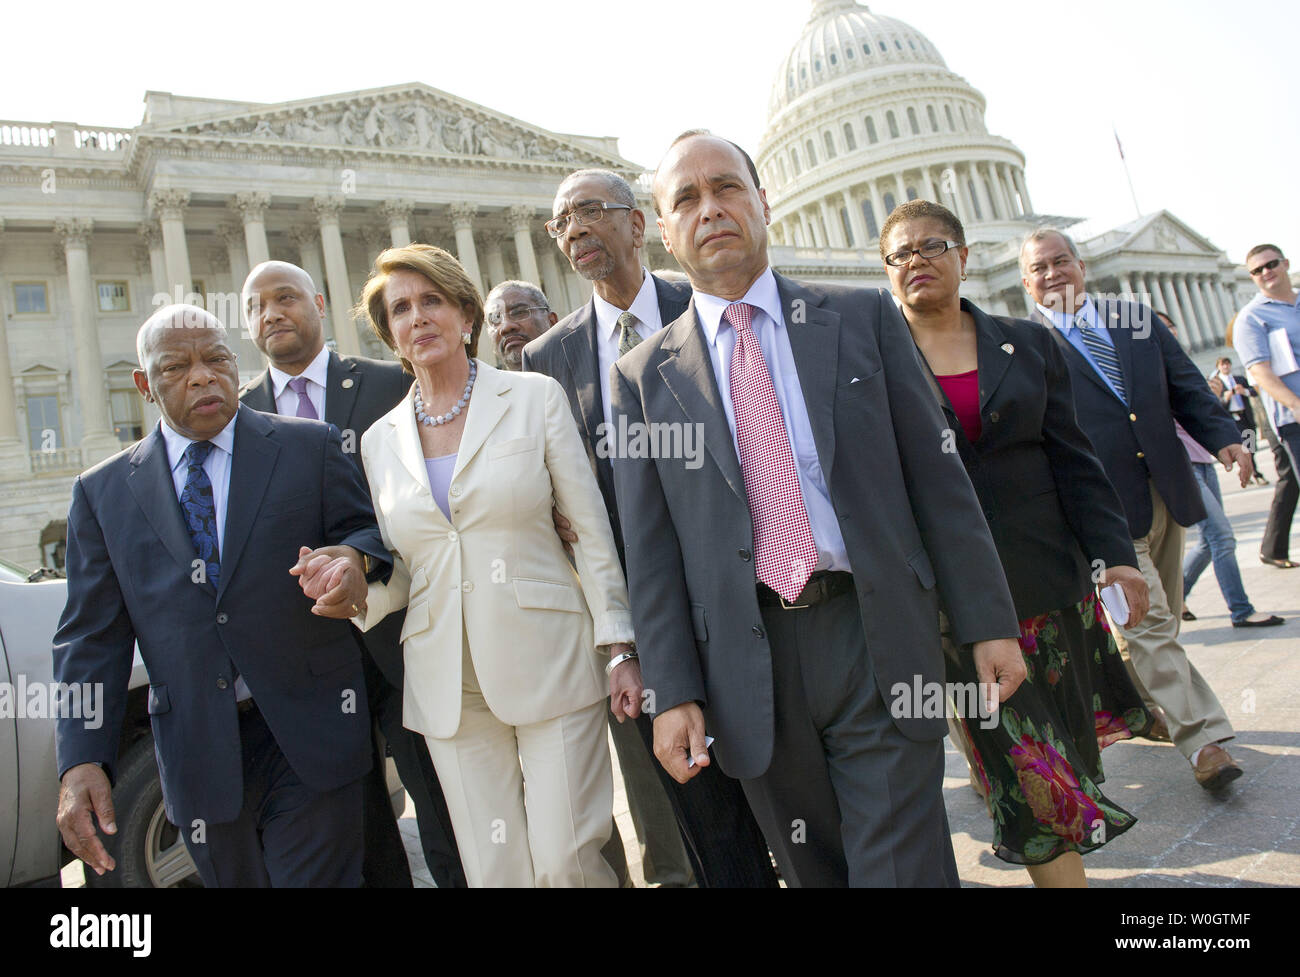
[883, 191, 897, 215]
[777, 157, 788, 184]
[830, 53, 838, 66]
[843, 122, 856, 151]
[907, 107, 920, 135]
[865, 116, 879, 144]
[823, 131, 836, 159]
[862, 200, 879, 239]
[791, 148, 801, 176]
[926, 105, 939, 132]
[805, 139, 818, 167]
[886, 111, 900, 139]
[960, 105, 968, 129]
[967, 180, 983, 220]
[944, 105, 955, 130]
[906, 186, 918, 201]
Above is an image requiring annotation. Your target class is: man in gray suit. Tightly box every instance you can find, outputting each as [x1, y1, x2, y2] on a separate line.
[609, 131, 1026, 886]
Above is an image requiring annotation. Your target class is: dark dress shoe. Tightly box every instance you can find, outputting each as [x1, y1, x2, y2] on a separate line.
[1182, 609, 1197, 621]
[1233, 615, 1285, 628]
[1254, 475, 1270, 486]
[1260, 556, 1300, 569]
[1193, 745, 1242, 791]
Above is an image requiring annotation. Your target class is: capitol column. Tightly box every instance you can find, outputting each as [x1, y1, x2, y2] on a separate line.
[235, 191, 271, 269]
[868, 180, 888, 238]
[0, 222, 27, 470]
[893, 174, 909, 210]
[844, 190, 869, 250]
[1198, 277, 1226, 343]
[1119, 273, 1135, 301]
[217, 222, 249, 296]
[988, 164, 1013, 220]
[537, 235, 570, 313]
[54, 218, 118, 462]
[1142, 274, 1166, 313]
[1161, 275, 1188, 334]
[970, 164, 995, 223]
[1214, 278, 1236, 324]
[289, 226, 327, 302]
[150, 189, 193, 299]
[137, 221, 168, 301]
[482, 233, 507, 289]
[1173, 275, 1204, 348]
[508, 206, 541, 285]
[1003, 165, 1024, 217]
[449, 203, 484, 294]
[381, 199, 414, 248]
[820, 199, 846, 248]
[919, 167, 936, 203]
[1011, 168, 1033, 216]
[1184, 276, 1213, 347]
[312, 195, 361, 356]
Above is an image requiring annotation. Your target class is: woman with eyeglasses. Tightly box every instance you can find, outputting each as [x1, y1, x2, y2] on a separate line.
[879, 200, 1153, 887]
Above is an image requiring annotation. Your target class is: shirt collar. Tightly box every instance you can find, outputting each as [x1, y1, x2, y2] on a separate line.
[160, 409, 239, 474]
[1038, 294, 1098, 332]
[268, 344, 330, 398]
[695, 267, 783, 347]
[592, 268, 659, 341]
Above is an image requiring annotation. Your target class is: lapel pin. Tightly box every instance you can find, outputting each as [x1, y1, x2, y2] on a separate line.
[341, 378, 354, 389]
[1001, 343, 1014, 355]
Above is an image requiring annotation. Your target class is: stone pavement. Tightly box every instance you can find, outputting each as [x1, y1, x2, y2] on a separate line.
[399, 452, 1298, 888]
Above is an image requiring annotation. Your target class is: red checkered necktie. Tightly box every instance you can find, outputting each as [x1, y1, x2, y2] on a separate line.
[725, 302, 818, 602]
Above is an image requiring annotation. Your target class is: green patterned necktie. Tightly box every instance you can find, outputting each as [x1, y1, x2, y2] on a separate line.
[617, 311, 642, 357]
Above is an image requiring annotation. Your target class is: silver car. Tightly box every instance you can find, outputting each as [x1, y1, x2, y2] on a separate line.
[1, 557, 404, 887]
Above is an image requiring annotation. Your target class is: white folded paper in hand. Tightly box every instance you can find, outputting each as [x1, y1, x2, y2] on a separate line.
[1268, 327, 1300, 377]
[1100, 583, 1130, 628]
[686, 735, 716, 768]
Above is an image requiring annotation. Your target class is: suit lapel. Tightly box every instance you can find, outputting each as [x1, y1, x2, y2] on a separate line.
[1036, 308, 1119, 403]
[127, 428, 216, 596]
[1099, 300, 1137, 395]
[969, 301, 1014, 414]
[240, 370, 276, 413]
[325, 352, 362, 431]
[775, 274, 840, 484]
[452, 360, 511, 482]
[561, 303, 606, 459]
[657, 304, 746, 502]
[386, 385, 434, 492]
[653, 275, 690, 326]
[217, 406, 279, 597]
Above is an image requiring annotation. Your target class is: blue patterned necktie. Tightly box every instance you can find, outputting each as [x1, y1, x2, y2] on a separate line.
[1077, 321, 1127, 404]
[181, 440, 221, 589]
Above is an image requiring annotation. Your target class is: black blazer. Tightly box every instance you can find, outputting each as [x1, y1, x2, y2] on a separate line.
[240, 350, 412, 685]
[520, 274, 691, 566]
[921, 301, 1136, 619]
[1032, 299, 1241, 538]
[54, 407, 390, 827]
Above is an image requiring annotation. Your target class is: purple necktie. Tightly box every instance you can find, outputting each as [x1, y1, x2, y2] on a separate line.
[288, 377, 318, 419]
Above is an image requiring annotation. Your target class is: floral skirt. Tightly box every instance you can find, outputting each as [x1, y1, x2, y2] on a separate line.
[947, 592, 1150, 865]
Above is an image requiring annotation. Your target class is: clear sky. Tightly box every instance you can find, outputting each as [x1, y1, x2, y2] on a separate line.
[3, 0, 1294, 266]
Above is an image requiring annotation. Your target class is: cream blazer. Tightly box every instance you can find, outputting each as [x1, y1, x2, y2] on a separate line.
[354, 360, 634, 738]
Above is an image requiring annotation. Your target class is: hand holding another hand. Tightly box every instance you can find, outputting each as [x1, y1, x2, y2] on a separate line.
[290, 545, 367, 618]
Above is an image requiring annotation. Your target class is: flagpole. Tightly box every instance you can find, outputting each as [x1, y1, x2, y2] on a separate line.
[1114, 125, 1141, 219]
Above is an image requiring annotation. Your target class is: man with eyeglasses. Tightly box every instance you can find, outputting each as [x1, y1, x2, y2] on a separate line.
[1233, 244, 1300, 568]
[484, 280, 557, 371]
[521, 167, 778, 888]
[1021, 228, 1252, 791]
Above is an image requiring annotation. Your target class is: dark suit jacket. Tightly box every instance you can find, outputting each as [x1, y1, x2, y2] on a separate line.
[520, 275, 691, 566]
[924, 301, 1136, 619]
[53, 406, 390, 827]
[240, 351, 412, 685]
[1032, 299, 1241, 537]
[609, 273, 1019, 781]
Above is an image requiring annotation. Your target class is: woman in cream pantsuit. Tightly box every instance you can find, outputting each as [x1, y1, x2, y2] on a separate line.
[347, 244, 638, 887]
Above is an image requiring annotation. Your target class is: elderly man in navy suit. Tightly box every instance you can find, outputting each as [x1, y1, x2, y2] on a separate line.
[1020, 228, 1252, 790]
[54, 305, 389, 887]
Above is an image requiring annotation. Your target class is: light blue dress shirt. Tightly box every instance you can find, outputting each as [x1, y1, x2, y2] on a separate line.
[1038, 295, 1126, 404]
[693, 268, 849, 572]
[1233, 291, 1300, 431]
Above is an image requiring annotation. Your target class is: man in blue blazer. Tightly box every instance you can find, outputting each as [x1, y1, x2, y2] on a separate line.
[1021, 228, 1252, 790]
[54, 305, 390, 886]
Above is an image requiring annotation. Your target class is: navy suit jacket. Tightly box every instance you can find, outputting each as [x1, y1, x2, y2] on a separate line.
[1034, 299, 1241, 538]
[53, 405, 390, 827]
[520, 274, 691, 566]
[239, 351, 412, 685]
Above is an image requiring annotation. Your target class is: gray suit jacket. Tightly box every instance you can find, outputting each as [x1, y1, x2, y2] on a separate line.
[609, 273, 1019, 781]
[520, 274, 691, 565]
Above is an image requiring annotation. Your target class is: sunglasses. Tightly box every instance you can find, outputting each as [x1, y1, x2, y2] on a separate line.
[1249, 258, 1282, 277]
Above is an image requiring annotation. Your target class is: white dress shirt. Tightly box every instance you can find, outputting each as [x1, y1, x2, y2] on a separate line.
[593, 268, 662, 433]
[269, 344, 330, 419]
[159, 412, 246, 699]
[693, 267, 849, 572]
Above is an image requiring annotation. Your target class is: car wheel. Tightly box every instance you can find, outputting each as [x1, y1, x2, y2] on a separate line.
[83, 734, 203, 888]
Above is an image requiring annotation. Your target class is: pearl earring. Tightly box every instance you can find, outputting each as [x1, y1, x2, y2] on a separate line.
[462, 332, 471, 345]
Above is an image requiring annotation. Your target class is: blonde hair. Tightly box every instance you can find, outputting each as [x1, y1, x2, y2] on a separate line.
[356, 244, 484, 372]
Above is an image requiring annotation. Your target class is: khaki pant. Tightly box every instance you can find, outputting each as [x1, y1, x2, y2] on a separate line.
[1109, 483, 1235, 760]
[424, 642, 617, 888]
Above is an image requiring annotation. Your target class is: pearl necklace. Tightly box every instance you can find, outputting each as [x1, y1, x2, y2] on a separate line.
[414, 360, 477, 426]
